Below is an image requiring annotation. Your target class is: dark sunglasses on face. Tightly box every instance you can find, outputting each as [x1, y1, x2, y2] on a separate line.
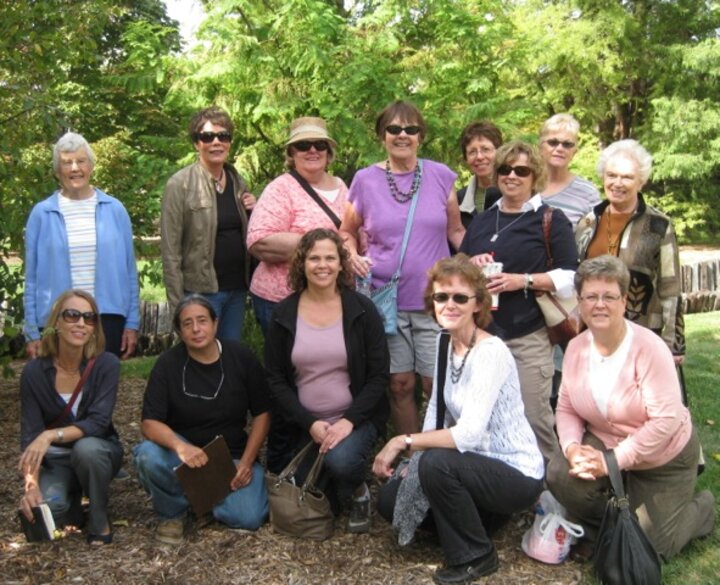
[61, 309, 99, 325]
[431, 292, 476, 305]
[545, 138, 576, 149]
[195, 131, 233, 144]
[385, 125, 421, 136]
[292, 140, 330, 152]
[497, 164, 533, 178]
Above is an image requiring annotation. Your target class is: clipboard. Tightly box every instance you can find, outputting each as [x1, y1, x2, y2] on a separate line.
[174, 435, 236, 516]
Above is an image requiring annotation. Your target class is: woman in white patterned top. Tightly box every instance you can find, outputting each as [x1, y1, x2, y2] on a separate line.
[23, 133, 140, 359]
[373, 254, 544, 584]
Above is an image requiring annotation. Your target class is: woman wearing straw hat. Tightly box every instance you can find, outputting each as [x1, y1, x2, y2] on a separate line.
[247, 116, 348, 336]
[247, 117, 348, 473]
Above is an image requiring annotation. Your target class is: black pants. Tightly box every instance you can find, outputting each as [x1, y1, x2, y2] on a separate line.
[379, 449, 542, 565]
[100, 314, 126, 357]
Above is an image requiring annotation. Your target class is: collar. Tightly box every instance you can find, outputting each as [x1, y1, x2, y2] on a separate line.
[459, 176, 477, 215]
[492, 193, 543, 213]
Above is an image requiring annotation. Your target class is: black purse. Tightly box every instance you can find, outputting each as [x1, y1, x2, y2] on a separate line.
[593, 450, 662, 585]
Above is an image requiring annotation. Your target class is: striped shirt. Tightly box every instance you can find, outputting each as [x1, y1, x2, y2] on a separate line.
[541, 176, 601, 228]
[58, 192, 98, 296]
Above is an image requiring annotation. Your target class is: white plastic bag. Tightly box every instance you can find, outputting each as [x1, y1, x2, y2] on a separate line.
[521, 490, 584, 564]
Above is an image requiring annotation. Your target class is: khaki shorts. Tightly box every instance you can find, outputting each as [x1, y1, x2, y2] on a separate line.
[387, 311, 440, 378]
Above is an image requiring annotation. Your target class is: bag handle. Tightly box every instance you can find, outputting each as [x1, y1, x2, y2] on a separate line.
[541, 206, 554, 270]
[276, 440, 316, 482]
[289, 169, 341, 229]
[301, 450, 326, 495]
[603, 450, 627, 502]
[538, 513, 585, 539]
[435, 331, 450, 430]
[47, 357, 96, 429]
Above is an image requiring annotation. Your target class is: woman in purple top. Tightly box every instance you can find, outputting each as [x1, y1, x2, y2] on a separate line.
[265, 229, 390, 534]
[340, 101, 465, 435]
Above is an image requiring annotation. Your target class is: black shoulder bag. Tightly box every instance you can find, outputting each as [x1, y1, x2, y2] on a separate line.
[593, 450, 662, 585]
[435, 331, 450, 430]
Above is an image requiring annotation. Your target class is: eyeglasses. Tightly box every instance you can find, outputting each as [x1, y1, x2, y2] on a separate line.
[292, 140, 330, 152]
[579, 294, 623, 305]
[496, 164, 533, 178]
[431, 292, 476, 305]
[544, 138, 576, 149]
[195, 131, 232, 144]
[466, 147, 495, 159]
[61, 309, 99, 325]
[385, 125, 421, 136]
[60, 158, 90, 169]
[604, 172, 637, 184]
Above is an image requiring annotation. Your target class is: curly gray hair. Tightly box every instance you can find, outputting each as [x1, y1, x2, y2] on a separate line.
[597, 139, 652, 186]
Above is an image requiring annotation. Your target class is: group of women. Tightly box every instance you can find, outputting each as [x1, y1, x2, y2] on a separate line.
[18, 102, 713, 583]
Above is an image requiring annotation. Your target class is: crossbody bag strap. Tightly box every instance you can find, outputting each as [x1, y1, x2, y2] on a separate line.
[391, 160, 423, 281]
[603, 449, 625, 499]
[289, 169, 341, 229]
[47, 357, 96, 429]
[435, 330, 450, 430]
[541, 206, 554, 270]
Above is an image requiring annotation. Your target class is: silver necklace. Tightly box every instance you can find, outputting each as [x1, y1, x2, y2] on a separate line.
[450, 327, 477, 384]
[182, 340, 224, 400]
[491, 206, 529, 242]
[213, 169, 225, 194]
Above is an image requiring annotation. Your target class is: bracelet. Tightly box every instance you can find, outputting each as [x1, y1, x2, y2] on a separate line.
[55, 429, 64, 443]
[404, 434, 413, 451]
[523, 273, 531, 298]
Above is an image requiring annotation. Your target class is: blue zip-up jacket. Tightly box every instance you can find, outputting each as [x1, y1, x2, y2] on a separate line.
[23, 189, 140, 341]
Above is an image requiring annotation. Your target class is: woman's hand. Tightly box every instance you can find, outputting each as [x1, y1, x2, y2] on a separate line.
[230, 461, 253, 490]
[348, 254, 372, 278]
[319, 418, 353, 454]
[566, 443, 607, 480]
[241, 192, 256, 211]
[26, 340, 41, 359]
[19, 485, 43, 522]
[18, 431, 54, 476]
[175, 443, 208, 468]
[373, 435, 406, 479]
[469, 253, 495, 267]
[309, 420, 331, 445]
[485, 272, 524, 295]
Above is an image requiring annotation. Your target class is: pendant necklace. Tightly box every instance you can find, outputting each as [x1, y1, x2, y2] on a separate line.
[450, 327, 478, 384]
[385, 160, 422, 203]
[606, 207, 620, 254]
[490, 206, 529, 242]
[213, 169, 225, 194]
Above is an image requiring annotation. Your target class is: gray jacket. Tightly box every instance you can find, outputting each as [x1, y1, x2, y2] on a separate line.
[160, 161, 250, 310]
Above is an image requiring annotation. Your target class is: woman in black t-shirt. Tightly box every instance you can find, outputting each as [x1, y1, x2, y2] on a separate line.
[133, 295, 271, 545]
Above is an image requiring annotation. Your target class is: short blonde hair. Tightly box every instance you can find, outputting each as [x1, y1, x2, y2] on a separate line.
[540, 113, 580, 140]
[40, 290, 105, 359]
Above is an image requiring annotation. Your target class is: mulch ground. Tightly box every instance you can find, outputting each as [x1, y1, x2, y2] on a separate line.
[0, 361, 589, 584]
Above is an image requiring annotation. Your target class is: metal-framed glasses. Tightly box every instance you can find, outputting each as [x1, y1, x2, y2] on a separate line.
[579, 293, 623, 305]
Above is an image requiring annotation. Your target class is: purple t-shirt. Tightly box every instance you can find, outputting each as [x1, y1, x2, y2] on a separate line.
[349, 159, 457, 310]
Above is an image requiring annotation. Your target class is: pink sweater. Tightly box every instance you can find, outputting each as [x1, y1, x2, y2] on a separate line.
[557, 321, 692, 471]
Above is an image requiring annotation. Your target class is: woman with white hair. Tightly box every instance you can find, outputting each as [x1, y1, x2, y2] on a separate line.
[575, 139, 685, 362]
[539, 113, 600, 228]
[23, 132, 140, 359]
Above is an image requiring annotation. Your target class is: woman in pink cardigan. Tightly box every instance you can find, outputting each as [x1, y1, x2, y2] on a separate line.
[547, 255, 714, 561]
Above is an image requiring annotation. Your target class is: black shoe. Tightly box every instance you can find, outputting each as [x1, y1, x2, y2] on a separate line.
[433, 549, 499, 584]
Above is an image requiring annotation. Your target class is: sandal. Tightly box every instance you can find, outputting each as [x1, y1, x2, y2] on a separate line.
[87, 532, 113, 546]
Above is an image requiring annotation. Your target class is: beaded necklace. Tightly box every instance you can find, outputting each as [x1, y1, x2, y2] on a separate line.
[385, 160, 422, 203]
[450, 327, 478, 384]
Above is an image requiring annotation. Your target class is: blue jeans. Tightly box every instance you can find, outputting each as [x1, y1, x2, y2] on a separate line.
[133, 440, 268, 530]
[41, 437, 123, 535]
[296, 422, 378, 509]
[194, 289, 247, 342]
[250, 293, 277, 337]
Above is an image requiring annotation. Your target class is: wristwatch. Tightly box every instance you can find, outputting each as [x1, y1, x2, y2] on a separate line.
[56, 429, 64, 443]
[404, 434, 413, 450]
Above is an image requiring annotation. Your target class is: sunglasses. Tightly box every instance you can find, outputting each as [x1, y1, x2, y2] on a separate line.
[195, 131, 233, 144]
[292, 140, 330, 152]
[545, 138, 576, 149]
[497, 164, 533, 178]
[431, 292, 476, 305]
[61, 309, 99, 325]
[385, 125, 421, 136]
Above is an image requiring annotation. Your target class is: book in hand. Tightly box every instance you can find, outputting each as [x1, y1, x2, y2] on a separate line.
[174, 435, 237, 517]
[18, 503, 57, 542]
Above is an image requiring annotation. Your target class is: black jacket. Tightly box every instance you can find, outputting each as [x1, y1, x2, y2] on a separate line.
[264, 287, 390, 437]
